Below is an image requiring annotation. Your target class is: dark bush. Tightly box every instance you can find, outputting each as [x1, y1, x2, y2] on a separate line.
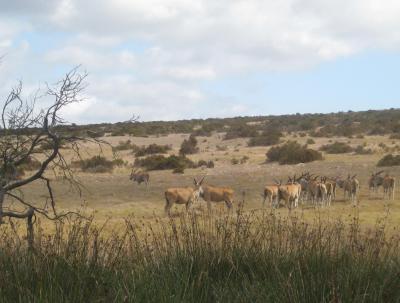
[179, 135, 199, 155]
[248, 131, 282, 147]
[72, 156, 115, 173]
[377, 154, 400, 167]
[320, 142, 353, 154]
[134, 155, 195, 171]
[231, 158, 239, 165]
[306, 138, 316, 145]
[224, 124, 258, 140]
[87, 130, 105, 138]
[135, 144, 171, 157]
[112, 140, 139, 152]
[354, 145, 373, 155]
[267, 141, 323, 165]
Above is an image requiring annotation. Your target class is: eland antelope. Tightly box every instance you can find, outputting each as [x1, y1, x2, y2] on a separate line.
[164, 177, 204, 216]
[130, 169, 150, 186]
[200, 184, 234, 212]
[383, 174, 396, 200]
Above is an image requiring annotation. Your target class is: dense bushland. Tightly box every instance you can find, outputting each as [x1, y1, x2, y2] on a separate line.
[248, 130, 282, 147]
[267, 141, 323, 164]
[112, 139, 138, 152]
[72, 156, 125, 173]
[179, 134, 199, 155]
[134, 154, 196, 171]
[377, 154, 400, 167]
[320, 141, 353, 154]
[0, 211, 398, 302]
[135, 143, 171, 157]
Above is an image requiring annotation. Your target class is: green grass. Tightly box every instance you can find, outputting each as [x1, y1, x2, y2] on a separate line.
[0, 210, 399, 303]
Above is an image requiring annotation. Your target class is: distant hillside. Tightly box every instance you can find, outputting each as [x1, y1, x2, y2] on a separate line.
[7, 108, 400, 139]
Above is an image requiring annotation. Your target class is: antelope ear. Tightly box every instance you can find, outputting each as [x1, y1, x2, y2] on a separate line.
[193, 178, 198, 185]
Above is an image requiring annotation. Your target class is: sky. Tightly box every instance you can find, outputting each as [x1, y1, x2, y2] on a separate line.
[1, 0, 400, 124]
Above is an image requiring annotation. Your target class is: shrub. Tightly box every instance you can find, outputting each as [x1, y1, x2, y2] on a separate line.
[135, 144, 171, 157]
[248, 131, 282, 147]
[320, 142, 353, 154]
[306, 138, 315, 145]
[240, 156, 249, 164]
[354, 145, 373, 155]
[19, 156, 42, 171]
[224, 124, 258, 140]
[134, 155, 195, 171]
[197, 159, 214, 168]
[267, 141, 323, 165]
[72, 156, 115, 173]
[179, 135, 199, 155]
[389, 133, 400, 140]
[216, 145, 228, 151]
[112, 140, 138, 152]
[377, 154, 400, 167]
[87, 130, 105, 138]
[172, 165, 185, 174]
[231, 158, 239, 165]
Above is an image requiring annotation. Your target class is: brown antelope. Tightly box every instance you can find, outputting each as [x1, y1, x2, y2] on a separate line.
[164, 177, 204, 216]
[307, 175, 323, 206]
[200, 184, 234, 212]
[277, 176, 302, 209]
[263, 184, 279, 208]
[343, 175, 359, 205]
[130, 169, 150, 186]
[382, 174, 396, 200]
[368, 171, 384, 195]
[321, 177, 336, 206]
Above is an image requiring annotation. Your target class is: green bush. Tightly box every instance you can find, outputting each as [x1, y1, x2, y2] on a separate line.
[377, 154, 400, 167]
[72, 156, 115, 173]
[224, 124, 258, 140]
[112, 140, 138, 152]
[248, 131, 282, 147]
[306, 138, 316, 145]
[320, 141, 353, 154]
[135, 144, 171, 157]
[231, 158, 239, 165]
[267, 141, 323, 165]
[134, 155, 195, 171]
[179, 135, 199, 155]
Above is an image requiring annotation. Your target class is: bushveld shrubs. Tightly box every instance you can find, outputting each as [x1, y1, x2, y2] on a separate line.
[267, 141, 323, 164]
[112, 139, 138, 152]
[135, 143, 171, 157]
[320, 141, 353, 154]
[0, 212, 398, 302]
[306, 138, 316, 144]
[179, 134, 199, 155]
[224, 124, 258, 140]
[72, 156, 123, 173]
[377, 154, 400, 167]
[197, 160, 215, 168]
[354, 145, 373, 155]
[248, 130, 282, 147]
[134, 154, 195, 171]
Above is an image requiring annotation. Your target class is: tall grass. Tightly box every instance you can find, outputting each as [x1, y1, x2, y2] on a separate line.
[0, 210, 399, 302]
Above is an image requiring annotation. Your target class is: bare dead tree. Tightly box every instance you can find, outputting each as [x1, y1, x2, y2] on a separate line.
[0, 66, 105, 249]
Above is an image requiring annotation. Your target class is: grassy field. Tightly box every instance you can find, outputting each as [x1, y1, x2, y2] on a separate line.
[1, 132, 400, 302]
[10, 132, 400, 228]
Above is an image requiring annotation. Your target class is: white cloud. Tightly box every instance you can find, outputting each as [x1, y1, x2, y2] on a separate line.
[1, 0, 400, 122]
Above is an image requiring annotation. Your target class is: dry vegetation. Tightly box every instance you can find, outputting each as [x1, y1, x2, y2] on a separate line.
[2, 126, 400, 302]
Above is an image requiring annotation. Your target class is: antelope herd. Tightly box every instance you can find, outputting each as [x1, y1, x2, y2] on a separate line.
[129, 169, 396, 215]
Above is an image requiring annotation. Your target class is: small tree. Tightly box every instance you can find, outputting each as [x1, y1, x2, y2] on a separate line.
[179, 134, 199, 155]
[0, 66, 105, 249]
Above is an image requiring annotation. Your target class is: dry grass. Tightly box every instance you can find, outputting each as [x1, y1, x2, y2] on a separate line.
[7, 133, 400, 231]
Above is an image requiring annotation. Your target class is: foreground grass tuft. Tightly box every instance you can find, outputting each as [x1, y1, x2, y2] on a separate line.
[0, 210, 399, 302]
